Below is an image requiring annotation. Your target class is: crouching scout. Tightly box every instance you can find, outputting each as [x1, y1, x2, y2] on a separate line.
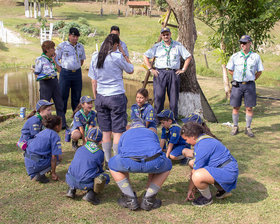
[66, 127, 110, 205]
[109, 119, 172, 211]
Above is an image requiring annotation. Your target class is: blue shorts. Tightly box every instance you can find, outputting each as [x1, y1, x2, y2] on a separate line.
[65, 172, 110, 190]
[95, 93, 127, 133]
[230, 81, 256, 108]
[108, 153, 172, 173]
[170, 145, 185, 157]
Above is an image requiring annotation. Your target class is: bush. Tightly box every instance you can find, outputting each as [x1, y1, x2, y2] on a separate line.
[53, 21, 65, 30]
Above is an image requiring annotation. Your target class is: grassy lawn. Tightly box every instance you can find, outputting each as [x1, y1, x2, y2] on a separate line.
[1, 74, 280, 223]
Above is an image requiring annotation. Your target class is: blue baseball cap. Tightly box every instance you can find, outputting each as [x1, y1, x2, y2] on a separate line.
[69, 27, 80, 36]
[130, 118, 145, 128]
[87, 127, 103, 143]
[36, 100, 54, 111]
[160, 27, 171, 34]
[157, 109, 175, 120]
[239, 35, 252, 43]
[80, 96, 94, 104]
[181, 113, 203, 124]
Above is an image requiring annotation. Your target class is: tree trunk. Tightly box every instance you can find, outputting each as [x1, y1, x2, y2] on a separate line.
[38, 1, 41, 17]
[50, 6, 53, 19]
[34, 1, 37, 19]
[24, 0, 29, 17]
[165, 0, 217, 122]
[29, 0, 33, 18]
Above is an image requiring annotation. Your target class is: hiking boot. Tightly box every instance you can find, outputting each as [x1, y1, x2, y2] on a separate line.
[83, 189, 100, 205]
[35, 174, 49, 183]
[140, 194, 162, 211]
[245, 127, 254, 137]
[180, 157, 191, 166]
[192, 195, 213, 207]
[72, 140, 78, 151]
[94, 174, 106, 194]
[118, 193, 139, 210]
[216, 190, 232, 199]
[66, 188, 76, 199]
[231, 126, 239, 135]
[104, 161, 109, 172]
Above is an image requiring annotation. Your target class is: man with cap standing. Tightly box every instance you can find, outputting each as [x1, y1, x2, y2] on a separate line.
[56, 27, 86, 115]
[143, 27, 192, 121]
[226, 35, 264, 137]
[110, 25, 129, 58]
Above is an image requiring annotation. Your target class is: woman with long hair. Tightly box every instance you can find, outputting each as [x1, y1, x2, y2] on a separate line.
[88, 34, 134, 171]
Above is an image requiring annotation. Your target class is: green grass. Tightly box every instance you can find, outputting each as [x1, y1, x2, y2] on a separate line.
[1, 74, 280, 223]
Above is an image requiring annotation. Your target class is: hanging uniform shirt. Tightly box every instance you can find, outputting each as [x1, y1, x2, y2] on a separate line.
[118, 127, 162, 158]
[88, 51, 134, 96]
[161, 123, 190, 148]
[56, 41, 86, 70]
[131, 103, 156, 129]
[193, 135, 239, 192]
[19, 114, 43, 144]
[71, 109, 97, 134]
[34, 54, 60, 80]
[24, 128, 62, 178]
[66, 142, 109, 190]
[144, 40, 191, 69]
[226, 51, 264, 82]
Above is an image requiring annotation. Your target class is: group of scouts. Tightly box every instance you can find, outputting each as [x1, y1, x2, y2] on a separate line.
[16, 25, 264, 210]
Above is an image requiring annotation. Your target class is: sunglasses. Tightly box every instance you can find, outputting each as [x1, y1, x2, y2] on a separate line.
[162, 33, 170, 37]
[240, 42, 248, 45]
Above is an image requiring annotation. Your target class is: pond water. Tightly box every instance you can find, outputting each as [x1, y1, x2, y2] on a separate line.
[0, 68, 163, 110]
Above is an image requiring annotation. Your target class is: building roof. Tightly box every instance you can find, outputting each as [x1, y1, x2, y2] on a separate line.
[127, 1, 150, 6]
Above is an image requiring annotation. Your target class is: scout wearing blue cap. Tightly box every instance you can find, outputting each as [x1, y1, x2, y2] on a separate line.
[239, 35, 252, 43]
[130, 118, 146, 128]
[36, 100, 54, 111]
[160, 27, 171, 33]
[181, 113, 203, 125]
[157, 109, 175, 121]
[80, 95, 94, 104]
[69, 27, 80, 36]
[87, 127, 103, 143]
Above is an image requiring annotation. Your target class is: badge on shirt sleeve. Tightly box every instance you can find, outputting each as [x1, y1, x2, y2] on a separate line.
[75, 117, 80, 122]
[172, 133, 177, 137]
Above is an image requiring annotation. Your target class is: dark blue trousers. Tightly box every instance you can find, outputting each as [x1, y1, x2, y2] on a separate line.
[59, 68, 82, 113]
[39, 77, 66, 127]
[153, 69, 180, 119]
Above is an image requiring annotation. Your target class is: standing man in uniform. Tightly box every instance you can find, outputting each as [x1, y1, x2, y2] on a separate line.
[110, 26, 129, 58]
[227, 35, 264, 137]
[56, 27, 86, 115]
[143, 27, 192, 121]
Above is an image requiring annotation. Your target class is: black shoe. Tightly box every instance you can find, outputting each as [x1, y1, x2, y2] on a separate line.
[180, 157, 191, 166]
[83, 190, 100, 205]
[104, 161, 109, 172]
[216, 190, 232, 199]
[66, 188, 76, 199]
[62, 124, 68, 130]
[140, 194, 162, 211]
[118, 193, 139, 210]
[192, 195, 213, 207]
[35, 174, 49, 183]
[72, 140, 78, 151]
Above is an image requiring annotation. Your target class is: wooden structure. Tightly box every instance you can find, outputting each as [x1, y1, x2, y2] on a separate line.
[127, 1, 150, 15]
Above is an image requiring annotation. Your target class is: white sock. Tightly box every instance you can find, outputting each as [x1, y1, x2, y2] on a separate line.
[198, 186, 212, 199]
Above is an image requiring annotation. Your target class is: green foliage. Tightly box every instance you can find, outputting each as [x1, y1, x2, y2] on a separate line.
[196, 65, 219, 77]
[53, 20, 65, 30]
[156, 0, 168, 11]
[213, 48, 229, 65]
[57, 20, 93, 38]
[195, 0, 280, 55]
[19, 24, 40, 36]
[37, 16, 48, 29]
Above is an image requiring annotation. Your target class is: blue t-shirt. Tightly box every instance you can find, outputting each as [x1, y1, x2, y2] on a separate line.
[193, 135, 236, 170]
[118, 127, 162, 158]
[19, 116, 43, 143]
[131, 103, 155, 125]
[67, 143, 104, 183]
[26, 128, 62, 157]
[71, 110, 96, 132]
[161, 123, 190, 148]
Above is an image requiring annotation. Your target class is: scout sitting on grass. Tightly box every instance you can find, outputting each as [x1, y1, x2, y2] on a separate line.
[66, 127, 110, 205]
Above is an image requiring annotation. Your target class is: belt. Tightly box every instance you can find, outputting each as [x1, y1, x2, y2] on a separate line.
[129, 153, 161, 162]
[62, 68, 81, 73]
[217, 159, 232, 168]
[237, 81, 254, 84]
[157, 68, 176, 71]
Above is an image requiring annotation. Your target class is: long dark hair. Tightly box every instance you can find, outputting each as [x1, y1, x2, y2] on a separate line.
[181, 122, 220, 140]
[72, 103, 83, 118]
[136, 88, 149, 98]
[26, 105, 51, 119]
[97, 34, 120, 69]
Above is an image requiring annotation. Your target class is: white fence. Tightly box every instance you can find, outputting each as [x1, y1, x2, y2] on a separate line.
[40, 23, 53, 45]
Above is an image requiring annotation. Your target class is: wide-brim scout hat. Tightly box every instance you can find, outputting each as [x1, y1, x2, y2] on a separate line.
[130, 118, 145, 128]
[160, 27, 171, 34]
[239, 35, 252, 43]
[69, 27, 80, 36]
[36, 100, 54, 111]
[181, 113, 203, 125]
[157, 109, 175, 121]
[87, 127, 103, 143]
[80, 96, 94, 104]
